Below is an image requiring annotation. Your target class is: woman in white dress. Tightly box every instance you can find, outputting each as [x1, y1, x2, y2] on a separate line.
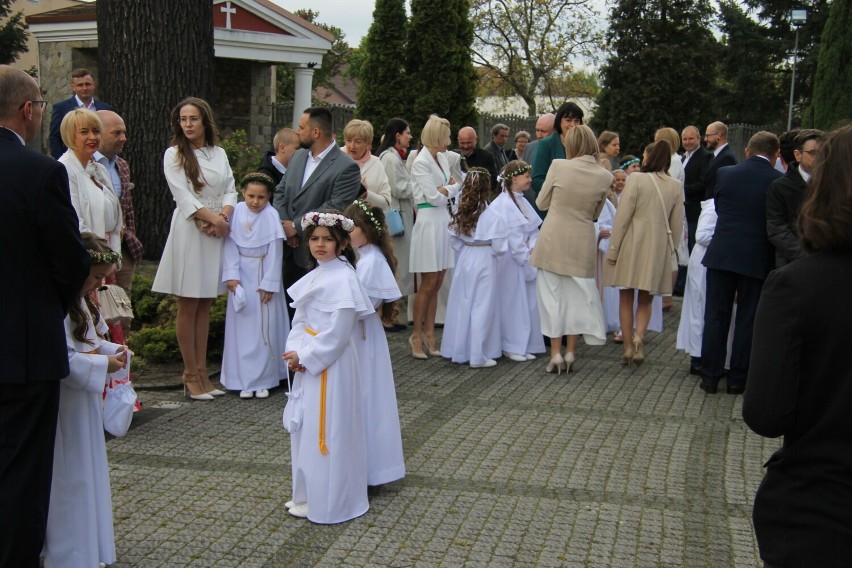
[532, 125, 611, 374]
[343, 201, 406, 486]
[152, 97, 237, 400]
[342, 119, 392, 211]
[220, 173, 289, 399]
[408, 116, 461, 358]
[378, 119, 415, 328]
[58, 108, 122, 253]
[44, 234, 124, 568]
[489, 160, 545, 361]
[283, 212, 373, 524]
[441, 168, 508, 367]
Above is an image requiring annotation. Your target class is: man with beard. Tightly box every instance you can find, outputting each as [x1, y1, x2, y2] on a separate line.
[702, 121, 737, 200]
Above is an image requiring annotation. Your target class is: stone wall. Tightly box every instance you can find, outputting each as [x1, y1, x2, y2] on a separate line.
[214, 58, 274, 150]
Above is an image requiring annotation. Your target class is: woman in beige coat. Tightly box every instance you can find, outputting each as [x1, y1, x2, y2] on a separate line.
[531, 125, 612, 374]
[604, 139, 684, 365]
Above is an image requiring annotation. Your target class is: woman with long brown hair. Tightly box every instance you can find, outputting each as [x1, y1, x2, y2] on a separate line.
[152, 97, 237, 400]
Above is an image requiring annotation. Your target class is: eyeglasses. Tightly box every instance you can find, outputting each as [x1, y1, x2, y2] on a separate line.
[18, 100, 48, 110]
[705, 132, 720, 138]
[800, 149, 819, 156]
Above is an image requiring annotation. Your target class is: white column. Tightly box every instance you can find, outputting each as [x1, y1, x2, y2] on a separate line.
[292, 65, 315, 128]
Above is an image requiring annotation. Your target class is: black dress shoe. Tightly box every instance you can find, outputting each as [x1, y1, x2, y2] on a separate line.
[726, 383, 746, 395]
[699, 382, 718, 394]
[383, 323, 407, 333]
[689, 366, 701, 376]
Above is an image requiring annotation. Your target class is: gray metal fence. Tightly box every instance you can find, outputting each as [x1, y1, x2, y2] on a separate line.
[477, 113, 538, 144]
[727, 123, 784, 161]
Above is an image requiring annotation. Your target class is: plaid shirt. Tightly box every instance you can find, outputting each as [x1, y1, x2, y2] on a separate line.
[115, 157, 144, 263]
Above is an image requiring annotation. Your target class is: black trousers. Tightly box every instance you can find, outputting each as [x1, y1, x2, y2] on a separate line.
[283, 254, 308, 322]
[0, 381, 60, 568]
[700, 268, 764, 387]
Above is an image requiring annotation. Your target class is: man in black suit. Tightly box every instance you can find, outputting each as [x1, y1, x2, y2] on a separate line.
[483, 122, 510, 171]
[766, 129, 824, 268]
[681, 125, 712, 251]
[455, 126, 498, 181]
[702, 121, 738, 200]
[48, 67, 112, 157]
[0, 65, 90, 567]
[699, 131, 782, 395]
[273, 107, 361, 316]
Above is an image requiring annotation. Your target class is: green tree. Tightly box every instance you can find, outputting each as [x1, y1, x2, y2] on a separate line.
[356, 0, 409, 143]
[0, 0, 28, 65]
[810, 0, 852, 130]
[276, 9, 352, 103]
[407, 0, 479, 138]
[470, 0, 601, 117]
[592, 0, 719, 154]
[717, 1, 787, 125]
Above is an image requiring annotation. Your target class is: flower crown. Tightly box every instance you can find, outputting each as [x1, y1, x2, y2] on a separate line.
[240, 172, 276, 192]
[88, 249, 122, 265]
[497, 162, 532, 183]
[353, 200, 382, 235]
[301, 211, 355, 233]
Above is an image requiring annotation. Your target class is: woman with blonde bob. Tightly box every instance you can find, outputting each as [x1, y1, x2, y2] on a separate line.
[532, 124, 611, 374]
[342, 119, 392, 210]
[59, 108, 123, 254]
[408, 115, 461, 359]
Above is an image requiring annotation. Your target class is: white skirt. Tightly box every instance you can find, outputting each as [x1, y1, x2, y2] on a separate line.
[409, 206, 454, 273]
[536, 269, 606, 345]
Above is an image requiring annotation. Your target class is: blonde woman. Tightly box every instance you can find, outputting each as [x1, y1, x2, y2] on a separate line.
[342, 119, 392, 210]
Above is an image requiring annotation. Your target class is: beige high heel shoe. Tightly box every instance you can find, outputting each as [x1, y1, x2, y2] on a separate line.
[545, 353, 566, 375]
[632, 336, 645, 366]
[563, 352, 576, 373]
[197, 368, 225, 396]
[183, 373, 214, 401]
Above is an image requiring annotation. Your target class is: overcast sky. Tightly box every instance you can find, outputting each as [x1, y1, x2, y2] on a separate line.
[271, 0, 377, 45]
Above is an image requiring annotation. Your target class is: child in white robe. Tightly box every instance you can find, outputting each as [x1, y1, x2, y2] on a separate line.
[44, 233, 125, 568]
[283, 212, 374, 524]
[221, 173, 290, 399]
[343, 201, 406, 487]
[440, 168, 510, 368]
[489, 160, 546, 361]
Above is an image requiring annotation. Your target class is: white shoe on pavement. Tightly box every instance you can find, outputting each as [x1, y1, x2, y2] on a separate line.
[525, 353, 536, 361]
[503, 351, 528, 362]
[288, 503, 308, 518]
[239, 390, 254, 399]
[285, 500, 295, 509]
[255, 389, 269, 399]
[470, 359, 497, 368]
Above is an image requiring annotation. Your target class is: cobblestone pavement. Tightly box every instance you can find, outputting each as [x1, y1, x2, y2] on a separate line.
[108, 301, 774, 567]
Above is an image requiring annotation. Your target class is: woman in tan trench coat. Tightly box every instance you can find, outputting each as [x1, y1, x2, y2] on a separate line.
[531, 125, 612, 374]
[604, 139, 684, 365]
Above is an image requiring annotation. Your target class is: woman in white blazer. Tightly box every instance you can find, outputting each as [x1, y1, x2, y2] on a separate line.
[58, 108, 122, 253]
[408, 116, 460, 359]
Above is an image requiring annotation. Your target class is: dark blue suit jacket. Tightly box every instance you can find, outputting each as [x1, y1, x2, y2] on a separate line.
[702, 144, 737, 200]
[702, 156, 783, 280]
[48, 95, 113, 158]
[0, 127, 89, 383]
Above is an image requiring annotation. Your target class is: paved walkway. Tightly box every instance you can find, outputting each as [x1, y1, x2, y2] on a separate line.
[108, 301, 773, 567]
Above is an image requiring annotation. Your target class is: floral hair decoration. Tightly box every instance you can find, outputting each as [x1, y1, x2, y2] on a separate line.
[301, 211, 355, 233]
[240, 172, 276, 193]
[497, 162, 532, 184]
[88, 249, 122, 265]
[620, 157, 640, 169]
[353, 200, 382, 235]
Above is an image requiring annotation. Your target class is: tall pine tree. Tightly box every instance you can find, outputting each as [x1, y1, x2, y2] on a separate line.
[810, 0, 852, 130]
[593, 0, 718, 154]
[356, 0, 409, 145]
[0, 0, 28, 65]
[406, 0, 479, 139]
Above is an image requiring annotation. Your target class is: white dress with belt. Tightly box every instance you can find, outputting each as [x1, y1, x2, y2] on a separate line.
[409, 150, 460, 273]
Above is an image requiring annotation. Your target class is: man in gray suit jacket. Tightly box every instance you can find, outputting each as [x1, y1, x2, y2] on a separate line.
[273, 107, 361, 309]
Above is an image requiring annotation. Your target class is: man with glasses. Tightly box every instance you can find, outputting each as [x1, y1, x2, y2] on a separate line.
[0, 65, 89, 567]
[766, 129, 825, 268]
[523, 112, 555, 167]
[48, 67, 113, 157]
[702, 121, 737, 200]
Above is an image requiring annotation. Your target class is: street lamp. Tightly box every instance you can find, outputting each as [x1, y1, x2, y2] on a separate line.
[787, 9, 807, 130]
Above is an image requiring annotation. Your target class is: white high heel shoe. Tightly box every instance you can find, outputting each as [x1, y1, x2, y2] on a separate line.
[545, 353, 566, 375]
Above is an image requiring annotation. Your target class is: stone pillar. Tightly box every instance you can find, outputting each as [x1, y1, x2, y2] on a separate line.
[292, 65, 315, 128]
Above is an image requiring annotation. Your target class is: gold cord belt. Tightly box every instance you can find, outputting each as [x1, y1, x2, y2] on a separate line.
[304, 327, 328, 456]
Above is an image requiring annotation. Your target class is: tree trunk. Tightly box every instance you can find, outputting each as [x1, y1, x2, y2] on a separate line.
[97, 0, 214, 259]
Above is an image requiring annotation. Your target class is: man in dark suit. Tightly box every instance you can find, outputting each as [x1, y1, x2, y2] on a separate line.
[483, 122, 510, 171]
[455, 126, 498, 181]
[681, 125, 712, 251]
[699, 131, 782, 395]
[766, 129, 824, 268]
[48, 67, 112, 157]
[702, 121, 738, 200]
[273, 107, 361, 315]
[0, 65, 90, 567]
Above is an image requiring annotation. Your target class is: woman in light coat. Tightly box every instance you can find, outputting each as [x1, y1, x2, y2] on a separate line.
[342, 119, 392, 211]
[604, 139, 684, 366]
[531, 125, 611, 374]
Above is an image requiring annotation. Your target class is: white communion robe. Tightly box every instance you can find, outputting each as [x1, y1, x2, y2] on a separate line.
[353, 244, 406, 485]
[441, 206, 510, 365]
[286, 257, 374, 524]
[597, 196, 663, 333]
[220, 202, 290, 392]
[488, 190, 546, 355]
[44, 300, 117, 568]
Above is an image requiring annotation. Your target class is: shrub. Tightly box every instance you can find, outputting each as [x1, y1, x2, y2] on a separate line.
[220, 129, 263, 187]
